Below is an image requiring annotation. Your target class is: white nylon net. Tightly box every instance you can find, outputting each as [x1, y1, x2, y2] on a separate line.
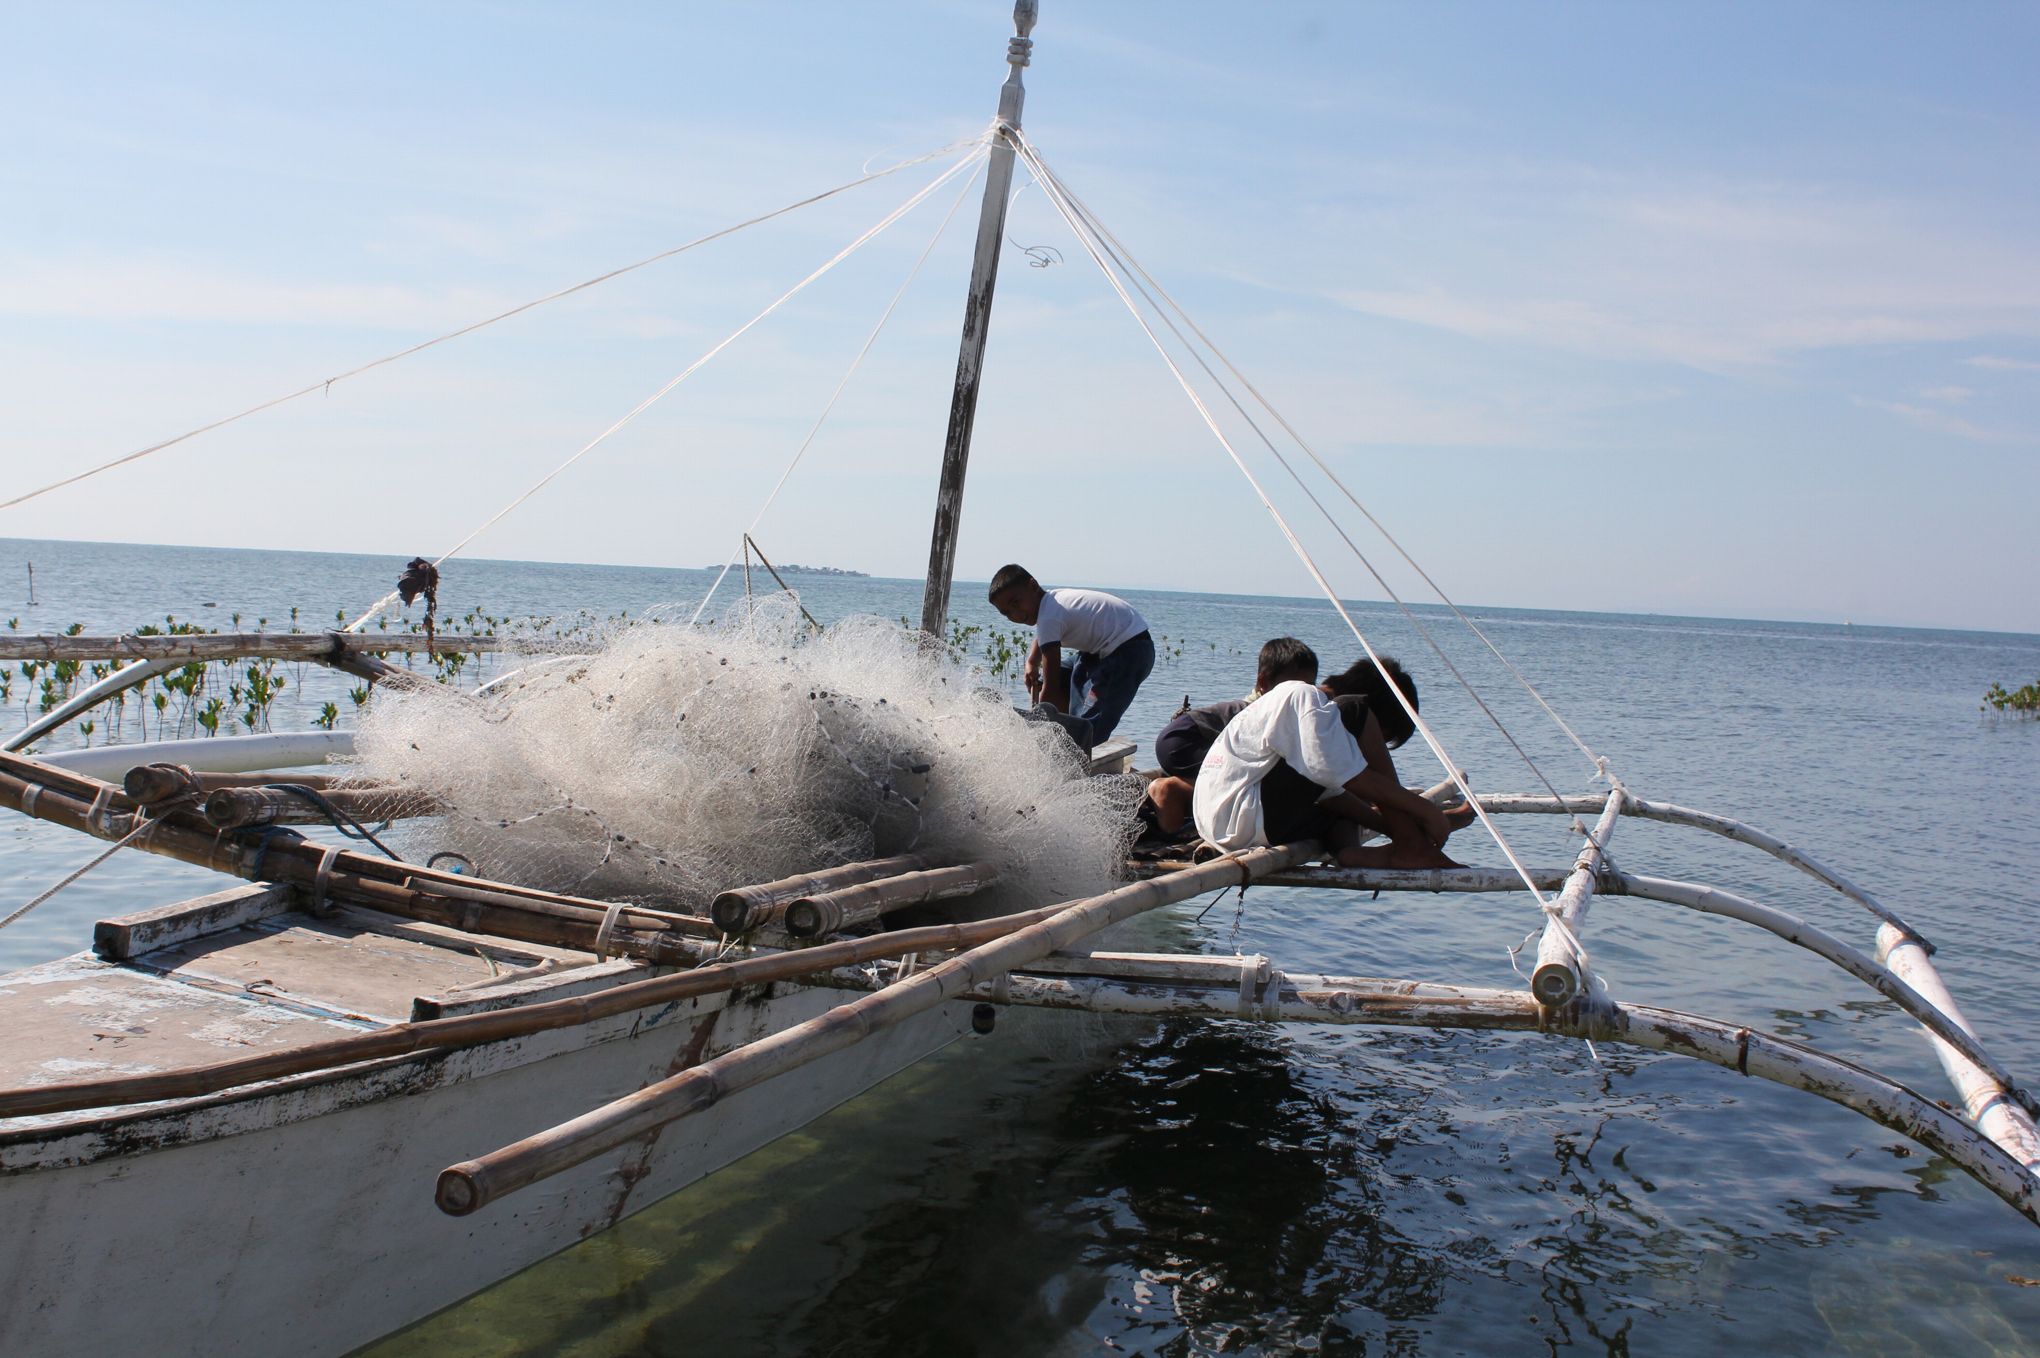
[348, 598, 1139, 912]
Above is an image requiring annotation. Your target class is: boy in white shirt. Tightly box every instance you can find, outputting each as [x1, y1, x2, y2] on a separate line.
[1193, 670, 1459, 868]
[987, 564, 1155, 749]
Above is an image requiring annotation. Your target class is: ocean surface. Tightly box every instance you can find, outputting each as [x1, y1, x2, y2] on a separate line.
[4, 535, 2038, 1356]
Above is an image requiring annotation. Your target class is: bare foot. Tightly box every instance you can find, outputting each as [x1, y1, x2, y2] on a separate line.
[1336, 842, 1462, 869]
[1441, 801, 1478, 832]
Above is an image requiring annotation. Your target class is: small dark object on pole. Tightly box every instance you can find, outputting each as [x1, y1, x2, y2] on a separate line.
[397, 557, 440, 656]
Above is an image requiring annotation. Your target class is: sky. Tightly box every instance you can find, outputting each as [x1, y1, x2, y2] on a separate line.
[2, 1, 2036, 632]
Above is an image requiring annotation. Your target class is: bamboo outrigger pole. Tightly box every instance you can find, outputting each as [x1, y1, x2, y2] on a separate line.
[917, 0, 1037, 638]
[436, 839, 1315, 1215]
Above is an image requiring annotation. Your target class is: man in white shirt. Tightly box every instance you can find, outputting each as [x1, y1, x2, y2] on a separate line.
[1192, 672, 1457, 868]
[987, 564, 1155, 749]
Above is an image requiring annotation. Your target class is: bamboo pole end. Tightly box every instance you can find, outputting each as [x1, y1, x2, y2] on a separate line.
[435, 1164, 486, 1216]
[1530, 961, 1578, 1008]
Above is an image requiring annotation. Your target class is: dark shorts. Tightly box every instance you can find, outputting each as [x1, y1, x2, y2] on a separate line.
[1261, 760, 1335, 844]
[1153, 713, 1209, 781]
[1062, 630, 1155, 747]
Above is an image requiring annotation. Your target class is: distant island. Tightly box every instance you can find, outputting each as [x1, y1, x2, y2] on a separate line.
[712, 562, 867, 577]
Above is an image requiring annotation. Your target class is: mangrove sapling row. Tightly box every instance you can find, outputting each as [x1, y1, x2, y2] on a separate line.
[9, 600, 1109, 754]
[1983, 677, 2040, 715]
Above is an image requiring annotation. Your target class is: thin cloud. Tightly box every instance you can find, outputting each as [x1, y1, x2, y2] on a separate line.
[1920, 385, 1975, 403]
[1854, 396, 2025, 444]
[1966, 354, 2040, 372]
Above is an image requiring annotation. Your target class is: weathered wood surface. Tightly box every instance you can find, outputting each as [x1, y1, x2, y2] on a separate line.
[0, 888, 1105, 1120]
[436, 840, 1316, 1215]
[782, 861, 1000, 938]
[0, 631, 514, 662]
[0, 956, 381, 1098]
[93, 882, 296, 961]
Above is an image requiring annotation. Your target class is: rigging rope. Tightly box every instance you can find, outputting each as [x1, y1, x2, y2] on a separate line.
[0, 802, 179, 934]
[1009, 132, 1562, 913]
[1019, 145, 1600, 835]
[346, 142, 991, 633]
[0, 137, 990, 516]
[689, 152, 991, 627]
[1031, 160, 1610, 785]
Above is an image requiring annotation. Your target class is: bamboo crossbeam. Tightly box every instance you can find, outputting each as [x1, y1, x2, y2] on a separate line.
[1877, 923, 2040, 1169]
[0, 749, 713, 961]
[1474, 791, 1919, 936]
[783, 862, 1000, 938]
[0, 632, 513, 663]
[1138, 861, 1574, 894]
[1530, 787, 1625, 1007]
[125, 765, 353, 802]
[708, 854, 940, 935]
[435, 841, 1319, 1215]
[395, 877, 708, 939]
[202, 785, 444, 829]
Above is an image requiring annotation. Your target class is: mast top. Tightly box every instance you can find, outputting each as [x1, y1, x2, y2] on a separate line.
[1001, 1, 1036, 127]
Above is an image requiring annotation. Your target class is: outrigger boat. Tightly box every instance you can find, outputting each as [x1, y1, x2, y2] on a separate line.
[2, 7, 2035, 1357]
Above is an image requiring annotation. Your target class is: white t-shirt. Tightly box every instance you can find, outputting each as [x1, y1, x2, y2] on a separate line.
[1191, 680, 1367, 850]
[1034, 588, 1148, 657]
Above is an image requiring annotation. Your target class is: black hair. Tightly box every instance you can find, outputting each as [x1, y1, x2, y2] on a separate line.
[1256, 636, 1318, 688]
[1323, 655, 1418, 748]
[987, 564, 1035, 600]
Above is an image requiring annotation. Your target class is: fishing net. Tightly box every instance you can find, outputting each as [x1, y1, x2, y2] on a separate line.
[348, 596, 1140, 911]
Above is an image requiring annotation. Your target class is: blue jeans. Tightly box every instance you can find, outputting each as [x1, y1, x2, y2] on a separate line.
[1062, 630, 1155, 748]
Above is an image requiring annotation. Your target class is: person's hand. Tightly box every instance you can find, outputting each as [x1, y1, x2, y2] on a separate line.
[1418, 801, 1452, 846]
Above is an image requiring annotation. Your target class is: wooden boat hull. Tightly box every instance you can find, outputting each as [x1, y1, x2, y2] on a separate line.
[0, 976, 965, 1358]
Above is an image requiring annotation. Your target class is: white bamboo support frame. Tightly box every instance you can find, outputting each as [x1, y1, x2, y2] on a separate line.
[1877, 923, 2040, 1170]
[434, 839, 1317, 1215]
[1529, 786, 1625, 1006]
[37, 732, 356, 780]
[1611, 873, 2035, 1114]
[881, 962, 2037, 1227]
[1475, 792, 1916, 935]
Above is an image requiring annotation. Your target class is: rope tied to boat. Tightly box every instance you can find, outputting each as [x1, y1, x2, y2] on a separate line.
[0, 785, 200, 934]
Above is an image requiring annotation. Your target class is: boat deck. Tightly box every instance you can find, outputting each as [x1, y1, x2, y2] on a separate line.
[0, 887, 596, 1096]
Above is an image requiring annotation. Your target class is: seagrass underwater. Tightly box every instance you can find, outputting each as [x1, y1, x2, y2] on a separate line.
[4, 534, 2039, 1355]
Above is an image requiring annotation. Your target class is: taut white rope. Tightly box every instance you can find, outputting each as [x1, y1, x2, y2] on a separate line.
[1018, 137, 1609, 784]
[1009, 135, 1556, 913]
[1020, 144, 1589, 827]
[346, 144, 991, 633]
[0, 136, 989, 516]
[689, 153, 992, 627]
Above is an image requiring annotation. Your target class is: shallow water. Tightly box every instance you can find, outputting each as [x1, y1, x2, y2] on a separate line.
[4, 535, 2038, 1355]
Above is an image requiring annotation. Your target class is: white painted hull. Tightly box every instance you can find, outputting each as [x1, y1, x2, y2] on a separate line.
[0, 978, 965, 1358]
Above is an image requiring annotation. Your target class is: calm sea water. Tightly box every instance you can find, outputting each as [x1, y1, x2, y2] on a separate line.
[5, 535, 2038, 1355]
